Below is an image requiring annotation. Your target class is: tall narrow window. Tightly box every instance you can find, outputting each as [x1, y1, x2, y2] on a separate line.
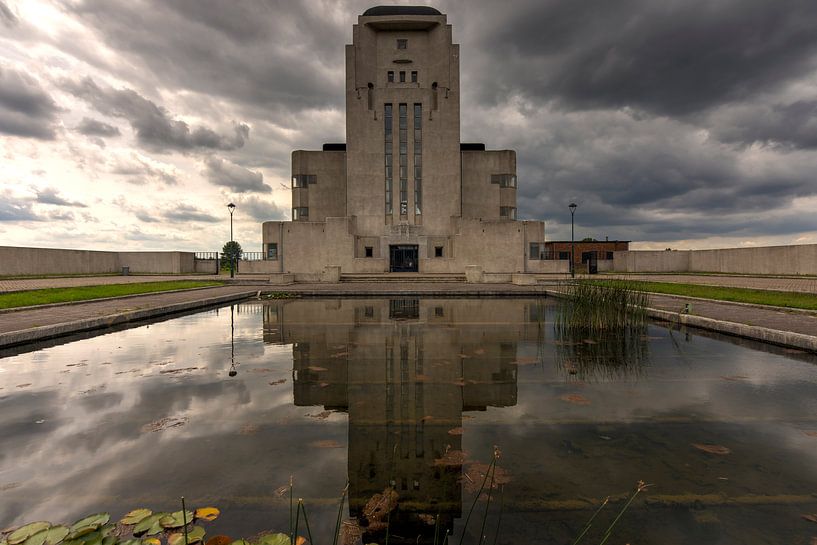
[397, 39, 408, 49]
[399, 71, 406, 83]
[385, 103, 393, 214]
[411, 71, 418, 83]
[367, 82, 373, 110]
[399, 103, 408, 215]
[387, 71, 394, 82]
[413, 103, 422, 215]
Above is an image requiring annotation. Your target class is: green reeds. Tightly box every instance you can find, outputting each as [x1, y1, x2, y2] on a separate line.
[598, 481, 649, 545]
[332, 482, 349, 545]
[458, 448, 500, 545]
[556, 280, 648, 335]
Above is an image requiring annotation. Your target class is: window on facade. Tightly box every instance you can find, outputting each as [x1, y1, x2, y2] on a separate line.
[434, 246, 443, 257]
[385, 104, 393, 214]
[414, 103, 422, 214]
[388, 71, 394, 82]
[499, 206, 517, 220]
[559, 251, 570, 260]
[399, 103, 408, 215]
[490, 174, 517, 188]
[365, 246, 373, 258]
[292, 207, 308, 220]
[607, 251, 614, 260]
[292, 174, 316, 187]
[399, 71, 406, 83]
[529, 242, 541, 260]
[267, 243, 278, 260]
[397, 39, 407, 49]
[411, 71, 418, 83]
[435, 306, 444, 317]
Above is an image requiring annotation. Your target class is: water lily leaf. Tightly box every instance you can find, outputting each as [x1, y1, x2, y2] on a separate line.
[42, 527, 69, 545]
[691, 443, 732, 455]
[227, 541, 250, 545]
[142, 538, 161, 545]
[194, 508, 219, 522]
[256, 534, 291, 545]
[118, 540, 140, 545]
[160, 511, 193, 529]
[10, 523, 52, 545]
[69, 515, 109, 536]
[167, 527, 205, 545]
[133, 514, 168, 537]
[23, 530, 50, 545]
[204, 536, 231, 545]
[101, 536, 116, 545]
[63, 531, 102, 545]
[121, 510, 152, 526]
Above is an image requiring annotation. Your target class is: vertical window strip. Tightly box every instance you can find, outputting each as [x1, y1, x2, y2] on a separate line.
[413, 103, 422, 214]
[385, 103, 393, 214]
[399, 103, 408, 215]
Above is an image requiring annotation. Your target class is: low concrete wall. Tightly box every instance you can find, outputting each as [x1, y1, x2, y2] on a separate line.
[0, 246, 197, 275]
[194, 259, 218, 274]
[613, 244, 817, 275]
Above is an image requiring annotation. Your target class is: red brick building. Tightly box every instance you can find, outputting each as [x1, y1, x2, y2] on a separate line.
[528, 240, 630, 271]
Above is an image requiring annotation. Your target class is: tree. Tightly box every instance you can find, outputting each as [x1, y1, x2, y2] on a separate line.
[221, 241, 243, 270]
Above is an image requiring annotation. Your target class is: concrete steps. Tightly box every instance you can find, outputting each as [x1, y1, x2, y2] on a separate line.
[340, 273, 467, 283]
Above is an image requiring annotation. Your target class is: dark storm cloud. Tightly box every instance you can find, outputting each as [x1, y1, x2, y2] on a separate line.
[0, 1, 17, 28]
[0, 67, 59, 139]
[76, 117, 121, 137]
[472, 0, 817, 116]
[36, 187, 88, 208]
[203, 156, 271, 193]
[63, 77, 249, 152]
[67, 0, 348, 112]
[709, 100, 817, 149]
[237, 195, 286, 222]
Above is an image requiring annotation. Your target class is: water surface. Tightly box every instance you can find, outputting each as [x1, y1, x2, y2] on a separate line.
[1, 298, 816, 544]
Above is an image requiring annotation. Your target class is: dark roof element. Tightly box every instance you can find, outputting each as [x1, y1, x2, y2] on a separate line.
[322, 143, 346, 151]
[460, 143, 485, 151]
[363, 6, 442, 16]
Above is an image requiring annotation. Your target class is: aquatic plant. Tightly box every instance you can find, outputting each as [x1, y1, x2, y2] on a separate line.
[555, 280, 648, 335]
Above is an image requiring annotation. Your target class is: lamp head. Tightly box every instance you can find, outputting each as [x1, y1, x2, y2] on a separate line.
[227, 202, 236, 212]
[569, 202, 577, 212]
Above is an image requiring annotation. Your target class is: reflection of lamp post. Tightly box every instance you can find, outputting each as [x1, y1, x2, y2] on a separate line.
[227, 202, 236, 278]
[569, 202, 577, 278]
[228, 304, 237, 377]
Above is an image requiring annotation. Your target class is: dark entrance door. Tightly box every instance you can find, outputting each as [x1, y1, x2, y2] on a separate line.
[389, 245, 419, 272]
[582, 251, 598, 274]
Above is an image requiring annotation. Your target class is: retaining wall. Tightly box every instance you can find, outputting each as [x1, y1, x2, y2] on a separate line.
[0, 246, 200, 275]
[613, 244, 817, 275]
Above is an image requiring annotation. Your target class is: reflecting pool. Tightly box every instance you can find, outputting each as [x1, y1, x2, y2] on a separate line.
[1, 298, 817, 544]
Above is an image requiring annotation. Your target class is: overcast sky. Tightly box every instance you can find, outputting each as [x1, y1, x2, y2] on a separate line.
[2, 0, 817, 251]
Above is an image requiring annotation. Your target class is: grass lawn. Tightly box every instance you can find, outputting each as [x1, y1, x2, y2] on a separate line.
[0, 281, 223, 310]
[591, 280, 817, 311]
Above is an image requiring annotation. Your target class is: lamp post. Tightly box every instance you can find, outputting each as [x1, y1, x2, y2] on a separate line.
[227, 202, 236, 278]
[569, 202, 577, 278]
[228, 304, 237, 377]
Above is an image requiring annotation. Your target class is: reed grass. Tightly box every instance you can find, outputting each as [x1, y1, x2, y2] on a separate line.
[556, 280, 648, 335]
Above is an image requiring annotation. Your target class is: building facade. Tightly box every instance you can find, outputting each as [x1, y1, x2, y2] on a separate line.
[261, 6, 563, 280]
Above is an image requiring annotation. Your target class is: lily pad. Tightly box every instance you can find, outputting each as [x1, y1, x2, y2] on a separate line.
[121, 510, 152, 526]
[69, 515, 109, 536]
[118, 540, 141, 545]
[142, 539, 161, 545]
[204, 536, 231, 545]
[10, 523, 52, 545]
[193, 508, 219, 523]
[167, 526, 205, 545]
[227, 541, 250, 545]
[23, 530, 51, 545]
[256, 535, 290, 545]
[41, 527, 70, 545]
[159, 511, 193, 530]
[133, 514, 169, 537]
[101, 536, 117, 545]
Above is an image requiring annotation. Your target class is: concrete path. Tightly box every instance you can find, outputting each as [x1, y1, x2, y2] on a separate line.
[0, 274, 219, 293]
[0, 285, 258, 348]
[603, 273, 817, 294]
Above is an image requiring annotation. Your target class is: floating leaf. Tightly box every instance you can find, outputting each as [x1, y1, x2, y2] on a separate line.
[309, 440, 342, 448]
[227, 541, 250, 545]
[447, 427, 463, 436]
[101, 536, 116, 545]
[803, 513, 817, 523]
[205, 536, 231, 545]
[362, 489, 399, 532]
[69, 515, 109, 536]
[193, 508, 219, 523]
[142, 538, 160, 545]
[23, 529, 51, 545]
[256, 534, 290, 545]
[803, 431, 817, 438]
[118, 540, 140, 545]
[42, 527, 69, 545]
[167, 526, 205, 545]
[10, 523, 52, 545]
[121, 510, 152, 526]
[692, 443, 732, 455]
[133, 514, 168, 537]
[559, 393, 591, 406]
[160, 511, 193, 530]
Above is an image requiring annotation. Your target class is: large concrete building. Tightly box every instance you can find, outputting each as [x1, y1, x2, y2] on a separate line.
[261, 6, 564, 281]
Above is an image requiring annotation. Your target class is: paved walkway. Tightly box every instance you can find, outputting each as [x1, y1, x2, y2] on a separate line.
[603, 273, 817, 294]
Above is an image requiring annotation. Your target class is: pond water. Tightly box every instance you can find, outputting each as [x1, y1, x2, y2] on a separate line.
[1, 298, 817, 545]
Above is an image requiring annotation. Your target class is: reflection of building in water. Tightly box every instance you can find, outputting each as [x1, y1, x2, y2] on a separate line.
[263, 298, 537, 542]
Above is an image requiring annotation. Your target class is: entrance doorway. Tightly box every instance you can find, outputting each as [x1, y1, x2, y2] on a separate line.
[389, 245, 418, 272]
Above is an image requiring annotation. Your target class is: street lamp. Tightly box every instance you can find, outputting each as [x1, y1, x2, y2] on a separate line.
[227, 202, 236, 278]
[569, 202, 577, 278]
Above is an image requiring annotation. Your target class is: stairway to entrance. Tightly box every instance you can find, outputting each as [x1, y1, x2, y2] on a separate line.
[340, 272, 467, 283]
